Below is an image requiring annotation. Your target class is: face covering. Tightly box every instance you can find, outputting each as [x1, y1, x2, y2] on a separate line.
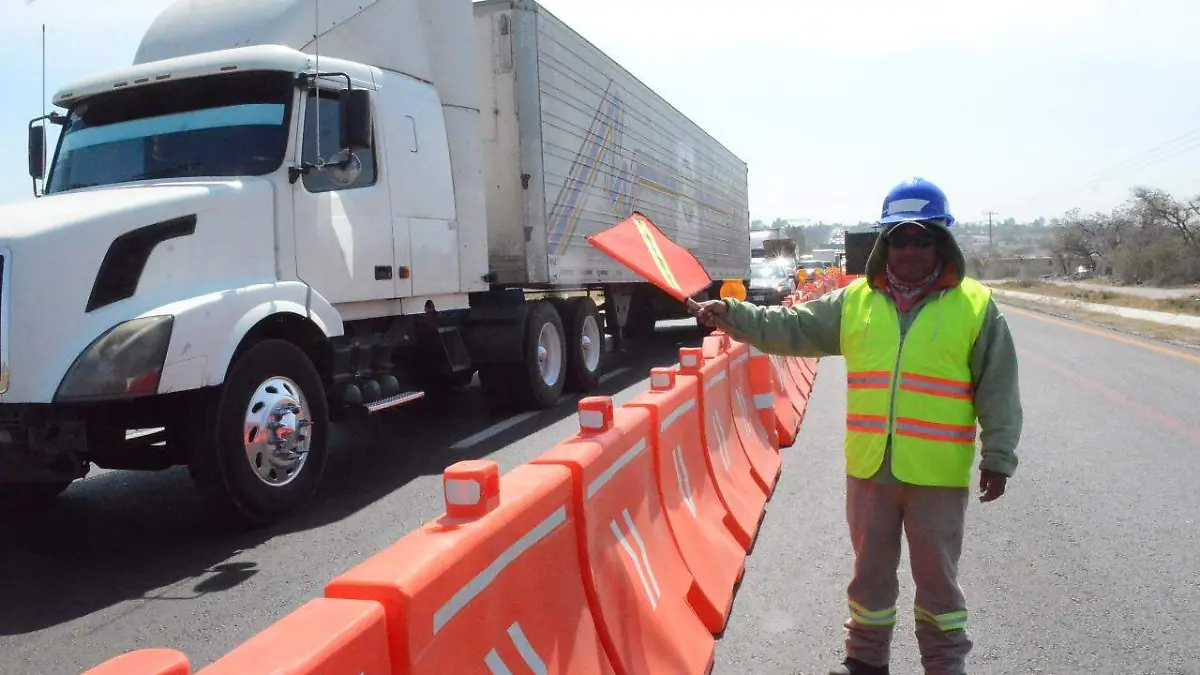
[885, 262, 942, 311]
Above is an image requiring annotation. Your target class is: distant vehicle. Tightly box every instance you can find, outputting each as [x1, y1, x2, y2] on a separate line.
[750, 228, 797, 260]
[795, 258, 827, 282]
[810, 248, 839, 265]
[746, 260, 796, 306]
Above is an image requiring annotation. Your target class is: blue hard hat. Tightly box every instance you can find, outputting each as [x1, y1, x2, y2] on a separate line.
[877, 177, 955, 228]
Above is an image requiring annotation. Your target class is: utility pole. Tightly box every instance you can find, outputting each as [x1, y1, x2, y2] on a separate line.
[984, 210, 998, 251]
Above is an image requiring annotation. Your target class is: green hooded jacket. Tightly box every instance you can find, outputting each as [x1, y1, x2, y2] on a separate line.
[716, 228, 1023, 483]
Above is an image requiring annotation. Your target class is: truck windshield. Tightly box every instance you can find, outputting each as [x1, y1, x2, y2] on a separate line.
[46, 71, 294, 193]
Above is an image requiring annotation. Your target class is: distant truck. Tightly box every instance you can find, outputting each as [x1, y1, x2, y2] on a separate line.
[810, 248, 839, 265]
[8, 0, 750, 524]
[750, 228, 797, 261]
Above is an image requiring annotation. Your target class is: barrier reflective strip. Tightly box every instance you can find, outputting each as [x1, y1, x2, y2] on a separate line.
[704, 370, 728, 391]
[732, 353, 749, 368]
[485, 651, 512, 675]
[507, 622, 548, 674]
[587, 439, 648, 500]
[611, 509, 662, 609]
[579, 410, 607, 430]
[485, 622, 549, 675]
[712, 413, 732, 470]
[661, 400, 696, 433]
[671, 445, 697, 518]
[434, 507, 568, 633]
[445, 478, 481, 506]
[754, 393, 775, 410]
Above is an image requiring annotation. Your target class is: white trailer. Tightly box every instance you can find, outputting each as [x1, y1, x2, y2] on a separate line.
[8, 0, 749, 525]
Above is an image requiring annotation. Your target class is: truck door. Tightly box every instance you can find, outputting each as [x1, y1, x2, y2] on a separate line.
[375, 73, 460, 299]
[292, 86, 396, 303]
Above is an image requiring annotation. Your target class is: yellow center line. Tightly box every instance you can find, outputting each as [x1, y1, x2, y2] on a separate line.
[1000, 303, 1200, 365]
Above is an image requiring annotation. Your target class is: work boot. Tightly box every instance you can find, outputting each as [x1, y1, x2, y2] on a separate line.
[826, 657, 890, 675]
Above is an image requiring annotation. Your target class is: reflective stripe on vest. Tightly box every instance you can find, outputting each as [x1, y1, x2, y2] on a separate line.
[839, 276, 991, 487]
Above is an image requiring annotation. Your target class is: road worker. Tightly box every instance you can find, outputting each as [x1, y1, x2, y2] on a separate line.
[692, 177, 1023, 675]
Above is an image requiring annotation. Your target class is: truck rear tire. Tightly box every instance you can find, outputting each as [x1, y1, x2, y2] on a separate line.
[559, 297, 603, 392]
[480, 301, 566, 411]
[188, 339, 330, 528]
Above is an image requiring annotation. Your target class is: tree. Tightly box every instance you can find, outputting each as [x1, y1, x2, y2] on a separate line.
[786, 226, 808, 254]
[1049, 188, 1200, 284]
[1130, 188, 1200, 253]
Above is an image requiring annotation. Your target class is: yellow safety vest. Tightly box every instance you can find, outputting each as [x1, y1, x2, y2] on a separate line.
[839, 276, 991, 487]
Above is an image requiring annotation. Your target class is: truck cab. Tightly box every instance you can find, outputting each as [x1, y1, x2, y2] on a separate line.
[6, 0, 495, 524]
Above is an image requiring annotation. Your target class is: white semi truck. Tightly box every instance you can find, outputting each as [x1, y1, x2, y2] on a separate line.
[9, 0, 750, 524]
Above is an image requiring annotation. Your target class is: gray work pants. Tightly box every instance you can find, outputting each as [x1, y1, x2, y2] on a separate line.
[843, 476, 972, 675]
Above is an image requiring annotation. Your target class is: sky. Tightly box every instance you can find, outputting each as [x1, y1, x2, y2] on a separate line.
[4, 0, 1200, 225]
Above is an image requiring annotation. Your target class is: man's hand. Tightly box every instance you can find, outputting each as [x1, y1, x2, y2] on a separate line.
[690, 299, 729, 329]
[978, 470, 1008, 503]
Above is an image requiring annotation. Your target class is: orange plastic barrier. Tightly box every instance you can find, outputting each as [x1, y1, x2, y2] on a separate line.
[748, 353, 779, 449]
[325, 459, 615, 675]
[625, 367, 746, 635]
[806, 356, 821, 384]
[787, 357, 814, 400]
[679, 346, 767, 550]
[723, 338, 783, 495]
[196, 598, 390, 675]
[757, 348, 800, 448]
[532, 398, 715, 675]
[82, 650, 190, 675]
[770, 352, 810, 431]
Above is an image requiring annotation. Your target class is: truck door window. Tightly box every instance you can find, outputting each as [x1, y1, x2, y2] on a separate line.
[301, 89, 377, 193]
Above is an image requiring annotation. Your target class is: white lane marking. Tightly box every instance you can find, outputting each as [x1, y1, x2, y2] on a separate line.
[600, 367, 630, 384]
[449, 412, 539, 450]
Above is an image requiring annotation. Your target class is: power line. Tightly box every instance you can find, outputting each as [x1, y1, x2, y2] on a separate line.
[999, 122, 1200, 213]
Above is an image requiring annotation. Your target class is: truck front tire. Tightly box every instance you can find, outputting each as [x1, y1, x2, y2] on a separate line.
[188, 339, 330, 527]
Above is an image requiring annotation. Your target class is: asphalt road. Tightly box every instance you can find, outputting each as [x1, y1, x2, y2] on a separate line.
[713, 302, 1200, 675]
[5, 305, 1200, 675]
[0, 322, 709, 675]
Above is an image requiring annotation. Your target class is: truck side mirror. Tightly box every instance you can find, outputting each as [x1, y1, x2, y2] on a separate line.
[339, 89, 372, 149]
[28, 124, 45, 180]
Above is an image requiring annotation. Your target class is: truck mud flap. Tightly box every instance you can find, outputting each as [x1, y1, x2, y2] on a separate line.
[463, 290, 528, 364]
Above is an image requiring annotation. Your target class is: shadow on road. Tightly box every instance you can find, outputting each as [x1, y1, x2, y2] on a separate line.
[0, 323, 706, 637]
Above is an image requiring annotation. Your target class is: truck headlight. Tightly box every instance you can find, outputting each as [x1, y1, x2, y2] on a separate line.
[55, 316, 174, 402]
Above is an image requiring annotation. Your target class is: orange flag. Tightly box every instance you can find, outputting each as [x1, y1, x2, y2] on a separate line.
[586, 212, 713, 302]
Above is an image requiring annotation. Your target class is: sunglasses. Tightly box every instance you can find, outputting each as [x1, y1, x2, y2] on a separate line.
[887, 233, 937, 250]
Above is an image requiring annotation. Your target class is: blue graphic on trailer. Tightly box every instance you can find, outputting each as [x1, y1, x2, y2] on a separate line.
[546, 80, 738, 258]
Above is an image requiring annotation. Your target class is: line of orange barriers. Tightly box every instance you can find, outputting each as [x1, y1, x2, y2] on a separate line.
[82, 278, 857, 675]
